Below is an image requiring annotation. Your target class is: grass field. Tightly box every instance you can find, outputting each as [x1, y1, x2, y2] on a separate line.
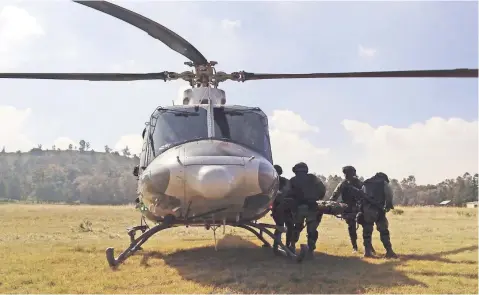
[0, 204, 477, 294]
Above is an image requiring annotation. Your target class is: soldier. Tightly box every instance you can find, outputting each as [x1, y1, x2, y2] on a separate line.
[329, 166, 370, 253]
[359, 172, 398, 259]
[288, 162, 326, 256]
[271, 165, 294, 251]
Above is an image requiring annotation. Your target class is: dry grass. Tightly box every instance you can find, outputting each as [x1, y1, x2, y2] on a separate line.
[0, 204, 477, 294]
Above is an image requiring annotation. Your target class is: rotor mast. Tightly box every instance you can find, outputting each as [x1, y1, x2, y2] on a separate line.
[175, 62, 227, 105]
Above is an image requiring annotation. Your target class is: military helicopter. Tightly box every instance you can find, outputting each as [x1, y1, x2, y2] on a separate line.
[1, 0, 477, 267]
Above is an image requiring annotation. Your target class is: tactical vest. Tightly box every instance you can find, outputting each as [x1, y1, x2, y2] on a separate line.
[342, 178, 363, 205]
[290, 173, 325, 203]
[363, 178, 386, 205]
[274, 176, 289, 206]
[279, 176, 287, 191]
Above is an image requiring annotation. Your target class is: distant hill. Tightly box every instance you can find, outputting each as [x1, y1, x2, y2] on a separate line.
[0, 149, 138, 205]
[0, 148, 477, 206]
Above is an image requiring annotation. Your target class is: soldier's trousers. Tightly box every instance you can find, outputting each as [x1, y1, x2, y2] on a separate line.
[345, 217, 357, 243]
[292, 208, 323, 251]
[362, 211, 392, 250]
[271, 208, 294, 247]
[343, 204, 358, 245]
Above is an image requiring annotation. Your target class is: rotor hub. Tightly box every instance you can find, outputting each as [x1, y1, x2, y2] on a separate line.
[168, 61, 245, 88]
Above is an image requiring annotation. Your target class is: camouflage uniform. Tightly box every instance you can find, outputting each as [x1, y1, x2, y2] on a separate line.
[330, 173, 364, 252]
[271, 165, 294, 249]
[288, 162, 326, 254]
[360, 172, 398, 258]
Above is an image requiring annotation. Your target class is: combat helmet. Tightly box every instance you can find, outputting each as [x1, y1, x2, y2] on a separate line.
[342, 165, 357, 177]
[292, 162, 308, 174]
[274, 165, 283, 176]
[375, 172, 390, 183]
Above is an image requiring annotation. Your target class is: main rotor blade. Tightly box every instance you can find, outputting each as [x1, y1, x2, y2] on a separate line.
[73, 0, 208, 65]
[241, 68, 478, 81]
[0, 72, 167, 81]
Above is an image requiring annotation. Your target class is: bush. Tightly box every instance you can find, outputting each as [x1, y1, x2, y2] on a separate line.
[391, 208, 404, 215]
[457, 210, 477, 217]
[79, 219, 93, 232]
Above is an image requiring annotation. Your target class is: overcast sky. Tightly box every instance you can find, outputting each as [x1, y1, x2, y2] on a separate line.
[0, 0, 477, 184]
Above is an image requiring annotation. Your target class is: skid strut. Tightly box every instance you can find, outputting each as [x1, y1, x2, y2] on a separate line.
[106, 220, 172, 268]
[126, 225, 148, 250]
[241, 222, 308, 263]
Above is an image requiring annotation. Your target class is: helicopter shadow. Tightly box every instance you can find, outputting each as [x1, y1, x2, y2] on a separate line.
[139, 234, 440, 294]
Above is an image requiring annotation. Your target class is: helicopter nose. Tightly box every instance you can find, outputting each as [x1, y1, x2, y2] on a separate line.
[190, 165, 235, 199]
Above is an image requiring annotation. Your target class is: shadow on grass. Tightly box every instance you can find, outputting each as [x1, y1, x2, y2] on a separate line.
[139, 234, 426, 294]
[400, 245, 478, 265]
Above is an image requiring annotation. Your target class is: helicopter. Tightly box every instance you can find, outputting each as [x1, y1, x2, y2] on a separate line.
[1, 0, 477, 267]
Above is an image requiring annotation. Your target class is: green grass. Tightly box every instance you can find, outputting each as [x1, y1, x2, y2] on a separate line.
[0, 204, 477, 294]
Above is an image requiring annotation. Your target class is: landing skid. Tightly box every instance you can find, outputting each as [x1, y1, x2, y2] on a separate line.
[106, 221, 173, 267]
[105, 219, 308, 268]
[238, 222, 308, 262]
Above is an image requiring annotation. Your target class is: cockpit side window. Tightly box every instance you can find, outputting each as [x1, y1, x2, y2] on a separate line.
[139, 125, 151, 168]
[213, 107, 273, 162]
[139, 140, 147, 168]
[150, 107, 208, 154]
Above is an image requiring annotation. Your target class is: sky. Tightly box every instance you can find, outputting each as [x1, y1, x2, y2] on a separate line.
[0, 0, 477, 185]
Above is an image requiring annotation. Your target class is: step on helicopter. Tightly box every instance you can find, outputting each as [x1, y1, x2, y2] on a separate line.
[1, 0, 477, 267]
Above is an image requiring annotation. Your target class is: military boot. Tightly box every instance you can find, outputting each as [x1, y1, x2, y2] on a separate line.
[385, 247, 398, 259]
[288, 243, 296, 254]
[308, 248, 315, 259]
[272, 232, 281, 254]
[351, 239, 358, 253]
[306, 239, 317, 259]
[363, 245, 374, 258]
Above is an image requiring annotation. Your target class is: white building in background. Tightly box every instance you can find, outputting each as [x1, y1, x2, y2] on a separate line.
[438, 200, 451, 206]
[466, 201, 478, 208]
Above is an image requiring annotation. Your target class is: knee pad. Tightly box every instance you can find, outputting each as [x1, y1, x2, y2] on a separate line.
[376, 222, 389, 232]
[362, 224, 374, 236]
[379, 229, 390, 236]
[294, 224, 305, 232]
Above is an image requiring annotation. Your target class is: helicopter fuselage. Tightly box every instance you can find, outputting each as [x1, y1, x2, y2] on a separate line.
[136, 96, 279, 225]
[138, 139, 279, 224]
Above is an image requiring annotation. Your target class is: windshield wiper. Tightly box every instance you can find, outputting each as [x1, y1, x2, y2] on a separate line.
[158, 108, 200, 117]
[173, 112, 199, 117]
[223, 110, 244, 116]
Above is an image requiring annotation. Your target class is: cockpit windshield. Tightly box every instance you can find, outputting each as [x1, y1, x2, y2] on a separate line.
[150, 106, 208, 154]
[213, 106, 273, 162]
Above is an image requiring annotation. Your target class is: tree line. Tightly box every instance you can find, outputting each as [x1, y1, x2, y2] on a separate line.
[2, 140, 133, 157]
[315, 173, 477, 207]
[0, 142, 477, 206]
